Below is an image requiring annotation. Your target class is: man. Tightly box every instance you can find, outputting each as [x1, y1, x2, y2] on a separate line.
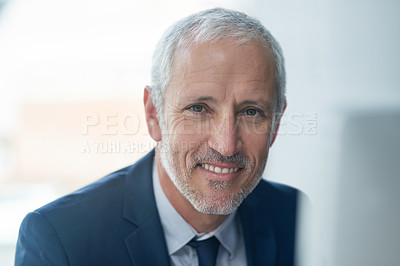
[16, 8, 299, 266]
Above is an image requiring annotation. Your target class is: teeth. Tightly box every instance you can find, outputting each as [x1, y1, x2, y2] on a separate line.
[201, 164, 239, 174]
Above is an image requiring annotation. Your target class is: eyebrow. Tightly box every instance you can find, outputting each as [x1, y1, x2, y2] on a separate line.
[239, 100, 275, 112]
[195, 96, 217, 102]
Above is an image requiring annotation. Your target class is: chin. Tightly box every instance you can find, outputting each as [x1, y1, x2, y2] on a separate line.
[186, 187, 248, 215]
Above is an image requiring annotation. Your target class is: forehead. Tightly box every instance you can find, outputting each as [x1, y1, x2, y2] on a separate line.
[173, 39, 274, 73]
[166, 40, 277, 102]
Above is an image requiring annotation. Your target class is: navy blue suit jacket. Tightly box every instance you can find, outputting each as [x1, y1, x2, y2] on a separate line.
[15, 150, 299, 265]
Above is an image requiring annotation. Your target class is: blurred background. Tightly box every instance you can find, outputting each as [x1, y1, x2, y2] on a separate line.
[0, 0, 399, 265]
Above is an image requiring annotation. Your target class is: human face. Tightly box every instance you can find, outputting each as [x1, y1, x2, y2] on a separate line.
[159, 40, 279, 215]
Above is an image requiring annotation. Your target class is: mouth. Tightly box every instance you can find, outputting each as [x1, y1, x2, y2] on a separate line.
[200, 163, 240, 174]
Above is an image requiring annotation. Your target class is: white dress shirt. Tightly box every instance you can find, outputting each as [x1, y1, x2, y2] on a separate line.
[152, 160, 247, 266]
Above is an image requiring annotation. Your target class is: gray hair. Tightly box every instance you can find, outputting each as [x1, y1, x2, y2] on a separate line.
[150, 7, 286, 121]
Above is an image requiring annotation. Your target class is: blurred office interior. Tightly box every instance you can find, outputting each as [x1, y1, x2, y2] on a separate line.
[0, 0, 399, 265]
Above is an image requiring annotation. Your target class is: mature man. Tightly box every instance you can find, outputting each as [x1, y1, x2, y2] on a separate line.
[16, 8, 299, 266]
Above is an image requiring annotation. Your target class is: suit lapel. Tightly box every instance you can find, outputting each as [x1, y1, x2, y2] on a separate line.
[122, 150, 171, 266]
[239, 191, 277, 266]
[124, 214, 170, 266]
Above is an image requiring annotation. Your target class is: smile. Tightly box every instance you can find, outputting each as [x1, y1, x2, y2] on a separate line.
[201, 163, 239, 174]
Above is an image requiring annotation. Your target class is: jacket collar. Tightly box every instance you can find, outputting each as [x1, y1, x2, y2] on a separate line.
[122, 149, 171, 266]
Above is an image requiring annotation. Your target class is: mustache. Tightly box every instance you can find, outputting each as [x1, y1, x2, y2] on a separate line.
[192, 148, 249, 168]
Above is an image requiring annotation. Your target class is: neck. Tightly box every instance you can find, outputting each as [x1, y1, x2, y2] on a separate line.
[155, 152, 228, 233]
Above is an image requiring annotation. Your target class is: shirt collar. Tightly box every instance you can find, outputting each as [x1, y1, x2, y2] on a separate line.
[152, 159, 238, 258]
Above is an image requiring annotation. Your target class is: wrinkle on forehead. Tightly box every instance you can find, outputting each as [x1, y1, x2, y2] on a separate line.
[170, 67, 275, 92]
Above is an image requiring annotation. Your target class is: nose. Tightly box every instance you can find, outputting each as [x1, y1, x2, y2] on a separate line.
[207, 114, 241, 157]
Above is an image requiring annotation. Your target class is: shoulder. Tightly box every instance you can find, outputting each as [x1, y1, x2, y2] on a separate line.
[16, 210, 70, 265]
[15, 167, 132, 266]
[253, 179, 299, 203]
[26, 150, 153, 236]
[37, 165, 130, 219]
[15, 166, 132, 265]
[36, 150, 154, 219]
[16, 151, 155, 265]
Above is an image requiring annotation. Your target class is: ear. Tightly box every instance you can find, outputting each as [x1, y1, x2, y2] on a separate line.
[270, 98, 287, 147]
[144, 86, 162, 142]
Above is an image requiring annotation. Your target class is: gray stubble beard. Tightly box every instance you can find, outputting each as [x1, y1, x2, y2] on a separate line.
[158, 134, 267, 215]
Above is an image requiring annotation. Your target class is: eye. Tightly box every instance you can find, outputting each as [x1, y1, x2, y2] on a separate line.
[188, 105, 206, 113]
[243, 108, 261, 117]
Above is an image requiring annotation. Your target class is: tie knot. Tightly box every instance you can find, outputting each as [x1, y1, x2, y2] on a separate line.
[188, 236, 220, 266]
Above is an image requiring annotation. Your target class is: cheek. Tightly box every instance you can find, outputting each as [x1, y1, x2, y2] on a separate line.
[238, 115, 273, 139]
[168, 113, 203, 136]
[169, 117, 208, 146]
[242, 131, 270, 160]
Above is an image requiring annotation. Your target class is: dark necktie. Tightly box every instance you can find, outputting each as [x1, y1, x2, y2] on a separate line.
[188, 236, 220, 266]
